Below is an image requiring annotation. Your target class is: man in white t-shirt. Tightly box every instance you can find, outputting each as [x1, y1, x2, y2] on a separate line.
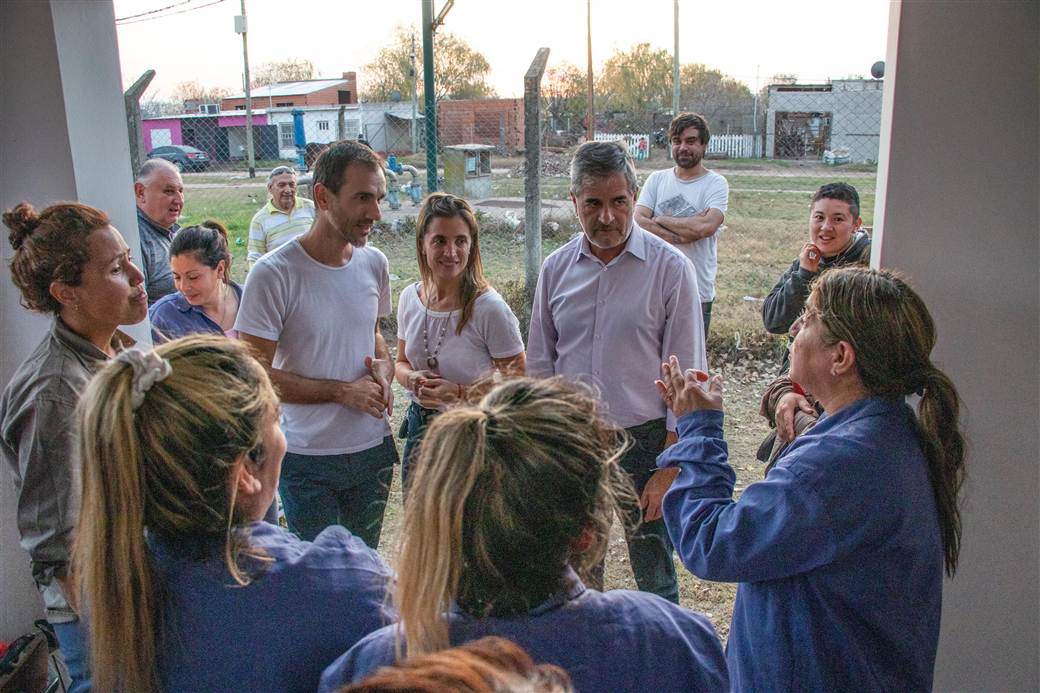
[635, 112, 729, 336]
[235, 140, 397, 547]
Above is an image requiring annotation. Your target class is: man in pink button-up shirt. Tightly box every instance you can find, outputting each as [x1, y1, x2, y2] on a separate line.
[527, 140, 706, 603]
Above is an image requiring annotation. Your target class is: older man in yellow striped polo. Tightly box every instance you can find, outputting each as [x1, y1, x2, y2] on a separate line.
[247, 165, 316, 270]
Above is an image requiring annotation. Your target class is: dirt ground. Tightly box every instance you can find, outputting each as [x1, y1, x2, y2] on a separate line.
[376, 348, 780, 643]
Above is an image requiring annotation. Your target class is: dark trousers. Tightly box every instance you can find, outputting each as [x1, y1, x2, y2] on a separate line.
[701, 300, 713, 338]
[592, 417, 680, 604]
[278, 436, 398, 548]
[399, 401, 439, 496]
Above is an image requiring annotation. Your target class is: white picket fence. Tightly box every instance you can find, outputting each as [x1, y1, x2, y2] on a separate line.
[596, 131, 760, 159]
[593, 132, 652, 160]
[707, 133, 759, 158]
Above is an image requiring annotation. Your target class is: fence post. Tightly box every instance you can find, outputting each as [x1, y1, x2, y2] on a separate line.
[123, 70, 155, 174]
[524, 47, 551, 307]
[421, 0, 438, 193]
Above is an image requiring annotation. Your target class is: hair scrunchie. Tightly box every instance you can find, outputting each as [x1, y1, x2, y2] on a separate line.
[114, 348, 172, 410]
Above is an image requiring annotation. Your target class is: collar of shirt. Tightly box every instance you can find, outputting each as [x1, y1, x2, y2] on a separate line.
[136, 206, 179, 240]
[266, 197, 301, 216]
[52, 316, 135, 361]
[573, 223, 648, 267]
[449, 566, 588, 620]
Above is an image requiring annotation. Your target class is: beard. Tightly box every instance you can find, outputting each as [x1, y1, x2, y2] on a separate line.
[675, 150, 703, 169]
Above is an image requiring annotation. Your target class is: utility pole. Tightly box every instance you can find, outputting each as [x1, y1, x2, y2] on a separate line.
[585, 0, 594, 140]
[235, 0, 255, 178]
[422, 0, 438, 193]
[672, 0, 680, 116]
[410, 33, 419, 153]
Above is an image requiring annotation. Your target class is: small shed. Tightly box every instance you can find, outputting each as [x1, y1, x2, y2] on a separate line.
[443, 144, 494, 200]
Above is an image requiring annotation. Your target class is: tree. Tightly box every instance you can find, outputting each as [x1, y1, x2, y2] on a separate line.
[596, 43, 671, 117]
[171, 80, 230, 109]
[251, 58, 316, 87]
[679, 64, 754, 133]
[361, 26, 494, 103]
[543, 62, 585, 132]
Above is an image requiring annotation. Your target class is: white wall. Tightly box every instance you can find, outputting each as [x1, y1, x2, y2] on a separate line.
[874, 2, 1039, 689]
[1, 0, 148, 640]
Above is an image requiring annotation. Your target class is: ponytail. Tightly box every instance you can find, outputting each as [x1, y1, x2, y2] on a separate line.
[914, 367, 965, 576]
[76, 362, 163, 693]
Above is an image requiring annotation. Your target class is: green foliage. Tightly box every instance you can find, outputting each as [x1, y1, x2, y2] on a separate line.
[361, 25, 494, 103]
[597, 43, 672, 115]
[543, 62, 586, 132]
[250, 58, 316, 88]
[679, 64, 754, 132]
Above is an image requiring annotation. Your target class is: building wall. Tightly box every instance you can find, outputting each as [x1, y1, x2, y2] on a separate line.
[438, 98, 524, 153]
[1, 0, 151, 640]
[142, 117, 183, 150]
[766, 80, 883, 163]
[873, 1, 1038, 688]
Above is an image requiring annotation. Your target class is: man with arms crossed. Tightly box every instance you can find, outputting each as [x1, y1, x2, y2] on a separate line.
[635, 112, 729, 336]
[527, 140, 705, 603]
[247, 165, 316, 270]
[236, 140, 397, 548]
[135, 159, 184, 305]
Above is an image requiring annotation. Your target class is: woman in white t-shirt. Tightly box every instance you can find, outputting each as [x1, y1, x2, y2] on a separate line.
[395, 193, 525, 485]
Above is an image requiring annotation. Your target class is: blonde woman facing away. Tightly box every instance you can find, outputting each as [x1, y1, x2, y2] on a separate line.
[74, 336, 393, 693]
[321, 378, 728, 693]
[656, 267, 965, 691]
[394, 192, 524, 484]
[0, 201, 147, 693]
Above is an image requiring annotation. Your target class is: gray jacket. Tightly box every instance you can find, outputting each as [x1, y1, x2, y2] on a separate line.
[0, 318, 130, 621]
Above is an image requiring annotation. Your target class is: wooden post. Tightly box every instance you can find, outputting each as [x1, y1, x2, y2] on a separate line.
[524, 47, 551, 308]
[123, 70, 155, 174]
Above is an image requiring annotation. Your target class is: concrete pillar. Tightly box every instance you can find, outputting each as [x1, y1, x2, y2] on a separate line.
[873, 2, 1038, 689]
[1, 0, 149, 640]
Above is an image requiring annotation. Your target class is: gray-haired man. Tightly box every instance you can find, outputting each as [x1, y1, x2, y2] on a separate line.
[527, 140, 706, 603]
[134, 159, 183, 305]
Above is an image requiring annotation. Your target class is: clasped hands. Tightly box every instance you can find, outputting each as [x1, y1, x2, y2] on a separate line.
[340, 357, 394, 419]
[406, 369, 462, 409]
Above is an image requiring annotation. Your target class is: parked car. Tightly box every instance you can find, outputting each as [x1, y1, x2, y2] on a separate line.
[146, 145, 211, 172]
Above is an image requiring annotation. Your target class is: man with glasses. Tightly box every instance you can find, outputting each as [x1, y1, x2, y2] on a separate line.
[247, 166, 316, 270]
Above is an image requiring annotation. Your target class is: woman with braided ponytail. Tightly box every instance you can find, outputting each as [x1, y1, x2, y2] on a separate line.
[1, 201, 148, 692]
[656, 266, 965, 691]
[320, 377, 729, 693]
[74, 336, 392, 693]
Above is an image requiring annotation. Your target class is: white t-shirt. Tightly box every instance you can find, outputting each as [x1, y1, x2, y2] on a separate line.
[637, 168, 729, 302]
[397, 283, 523, 404]
[235, 239, 392, 455]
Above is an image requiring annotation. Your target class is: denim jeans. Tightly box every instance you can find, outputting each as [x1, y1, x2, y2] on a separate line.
[399, 401, 439, 495]
[52, 618, 91, 693]
[278, 436, 398, 548]
[593, 417, 680, 604]
[701, 300, 713, 338]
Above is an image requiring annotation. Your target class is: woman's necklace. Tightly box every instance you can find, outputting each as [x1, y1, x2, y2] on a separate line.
[422, 285, 450, 370]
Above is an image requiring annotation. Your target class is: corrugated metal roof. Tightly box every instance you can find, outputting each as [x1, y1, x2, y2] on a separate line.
[226, 78, 347, 100]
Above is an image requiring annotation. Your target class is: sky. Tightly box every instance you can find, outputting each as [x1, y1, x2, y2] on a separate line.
[112, 0, 892, 101]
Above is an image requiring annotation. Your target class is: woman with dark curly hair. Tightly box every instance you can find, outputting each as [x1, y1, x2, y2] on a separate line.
[0, 201, 148, 692]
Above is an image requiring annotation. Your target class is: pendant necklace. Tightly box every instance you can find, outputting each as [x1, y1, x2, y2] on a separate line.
[422, 286, 449, 370]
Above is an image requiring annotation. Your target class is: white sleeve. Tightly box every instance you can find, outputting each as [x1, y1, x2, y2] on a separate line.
[234, 258, 287, 341]
[479, 293, 525, 359]
[705, 174, 729, 214]
[376, 252, 391, 317]
[636, 170, 661, 211]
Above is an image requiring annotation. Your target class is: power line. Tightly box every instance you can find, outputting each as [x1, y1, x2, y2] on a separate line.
[115, 0, 194, 22]
[116, 0, 226, 25]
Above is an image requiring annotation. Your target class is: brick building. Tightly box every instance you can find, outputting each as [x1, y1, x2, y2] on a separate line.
[438, 98, 524, 154]
[222, 72, 357, 111]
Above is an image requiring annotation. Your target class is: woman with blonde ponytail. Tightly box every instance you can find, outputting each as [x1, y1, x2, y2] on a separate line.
[656, 266, 965, 691]
[75, 336, 392, 693]
[320, 377, 728, 693]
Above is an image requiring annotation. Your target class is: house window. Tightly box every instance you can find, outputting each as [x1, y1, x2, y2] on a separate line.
[276, 102, 293, 107]
[317, 121, 330, 131]
[278, 123, 294, 149]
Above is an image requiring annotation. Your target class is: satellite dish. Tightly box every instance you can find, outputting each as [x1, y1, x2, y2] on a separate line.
[870, 61, 885, 79]
[390, 90, 402, 102]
